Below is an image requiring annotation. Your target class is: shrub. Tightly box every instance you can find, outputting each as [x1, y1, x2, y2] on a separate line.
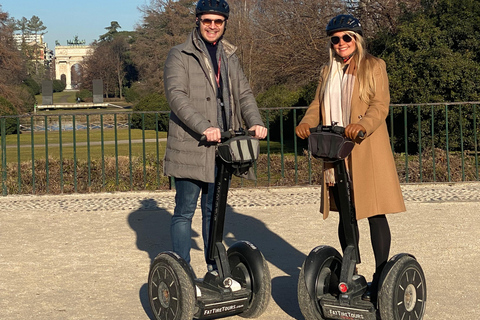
[23, 77, 41, 95]
[131, 93, 170, 131]
[52, 80, 66, 93]
[123, 86, 141, 103]
[76, 89, 93, 102]
[0, 96, 20, 135]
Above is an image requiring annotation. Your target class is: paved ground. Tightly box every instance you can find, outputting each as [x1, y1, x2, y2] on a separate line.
[1, 183, 479, 319]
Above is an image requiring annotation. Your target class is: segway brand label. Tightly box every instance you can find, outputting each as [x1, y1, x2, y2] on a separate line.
[328, 309, 364, 319]
[202, 298, 247, 317]
[242, 240, 257, 250]
[323, 304, 376, 320]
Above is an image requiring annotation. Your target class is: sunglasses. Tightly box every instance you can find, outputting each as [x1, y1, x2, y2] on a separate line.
[330, 34, 354, 45]
[200, 18, 226, 27]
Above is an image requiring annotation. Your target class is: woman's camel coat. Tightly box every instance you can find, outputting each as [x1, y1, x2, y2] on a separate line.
[300, 55, 405, 220]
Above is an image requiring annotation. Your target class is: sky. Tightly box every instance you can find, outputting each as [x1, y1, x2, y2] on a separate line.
[1, 0, 149, 52]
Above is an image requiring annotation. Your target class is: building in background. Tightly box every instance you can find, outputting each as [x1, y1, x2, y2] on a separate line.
[13, 33, 53, 72]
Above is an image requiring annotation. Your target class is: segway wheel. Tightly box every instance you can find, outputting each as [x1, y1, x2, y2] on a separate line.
[227, 241, 271, 318]
[148, 253, 195, 320]
[297, 246, 343, 320]
[378, 255, 427, 320]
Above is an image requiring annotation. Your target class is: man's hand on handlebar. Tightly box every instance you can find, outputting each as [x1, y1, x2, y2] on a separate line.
[345, 123, 366, 140]
[295, 123, 311, 139]
[202, 127, 221, 142]
[249, 125, 268, 139]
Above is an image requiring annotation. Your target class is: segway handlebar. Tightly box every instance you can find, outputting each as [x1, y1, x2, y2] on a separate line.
[310, 125, 364, 139]
[200, 129, 256, 142]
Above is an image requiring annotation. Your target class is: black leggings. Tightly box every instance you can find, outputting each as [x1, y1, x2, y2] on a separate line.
[338, 214, 391, 275]
[331, 184, 391, 274]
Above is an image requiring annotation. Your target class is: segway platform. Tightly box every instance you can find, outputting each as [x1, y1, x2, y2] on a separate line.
[193, 276, 251, 319]
[320, 295, 376, 320]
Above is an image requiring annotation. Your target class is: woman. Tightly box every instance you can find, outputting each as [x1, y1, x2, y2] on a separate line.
[295, 14, 405, 301]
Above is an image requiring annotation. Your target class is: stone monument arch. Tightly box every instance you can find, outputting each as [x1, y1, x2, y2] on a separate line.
[55, 44, 92, 90]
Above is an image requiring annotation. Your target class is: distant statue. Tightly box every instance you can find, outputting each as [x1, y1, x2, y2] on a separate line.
[67, 35, 86, 46]
[55, 40, 60, 46]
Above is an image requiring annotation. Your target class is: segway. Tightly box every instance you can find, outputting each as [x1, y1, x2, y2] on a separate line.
[148, 129, 271, 320]
[297, 125, 426, 320]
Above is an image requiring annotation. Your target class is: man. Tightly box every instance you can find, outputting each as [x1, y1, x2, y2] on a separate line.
[163, 0, 267, 270]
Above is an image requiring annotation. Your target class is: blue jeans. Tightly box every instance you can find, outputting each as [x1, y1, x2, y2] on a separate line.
[171, 178, 215, 265]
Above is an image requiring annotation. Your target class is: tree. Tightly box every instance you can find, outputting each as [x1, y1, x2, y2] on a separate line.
[100, 21, 121, 42]
[0, 7, 33, 114]
[131, 0, 195, 94]
[82, 31, 134, 99]
[368, 0, 480, 153]
[371, 0, 480, 103]
[27, 15, 47, 76]
[346, 0, 422, 34]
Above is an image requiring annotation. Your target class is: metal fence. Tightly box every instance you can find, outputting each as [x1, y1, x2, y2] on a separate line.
[1, 102, 479, 195]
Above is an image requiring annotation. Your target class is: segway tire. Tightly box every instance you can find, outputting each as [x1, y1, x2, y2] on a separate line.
[297, 246, 343, 320]
[148, 253, 195, 320]
[227, 241, 271, 318]
[378, 254, 427, 320]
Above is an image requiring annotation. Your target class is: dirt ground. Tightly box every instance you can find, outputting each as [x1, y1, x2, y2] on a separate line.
[0, 186, 479, 319]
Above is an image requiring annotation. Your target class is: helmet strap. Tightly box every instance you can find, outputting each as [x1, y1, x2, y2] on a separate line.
[341, 52, 355, 63]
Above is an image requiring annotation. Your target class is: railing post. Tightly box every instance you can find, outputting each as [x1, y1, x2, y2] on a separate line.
[114, 114, 119, 189]
[16, 117, 21, 193]
[1, 118, 7, 196]
[266, 110, 271, 186]
[30, 116, 35, 194]
[459, 106, 465, 181]
[474, 105, 479, 180]
[59, 115, 64, 193]
[431, 105, 436, 182]
[445, 105, 451, 182]
[403, 105, 409, 183]
[101, 114, 105, 190]
[128, 114, 133, 190]
[87, 114, 91, 191]
[417, 106, 422, 182]
[44, 115, 49, 193]
[73, 115, 77, 193]
[142, 113, 147, 189]
[155, 113, 160, 189]
[280, 109, 284, 178]
[293, 109, 298, 185]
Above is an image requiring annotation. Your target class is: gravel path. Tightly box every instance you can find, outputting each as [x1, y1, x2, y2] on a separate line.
[0, 183, 479, 320]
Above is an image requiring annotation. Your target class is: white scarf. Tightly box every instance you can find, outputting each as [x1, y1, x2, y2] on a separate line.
[323, 57, 357, 186]
[324, 59, 356, 127]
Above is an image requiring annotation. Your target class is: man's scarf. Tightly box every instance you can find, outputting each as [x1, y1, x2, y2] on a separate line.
[196, 31, 232, 131]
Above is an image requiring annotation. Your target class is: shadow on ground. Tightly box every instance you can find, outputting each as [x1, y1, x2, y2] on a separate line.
[127, 200, 307, 319]
[224, 205, 306, 319]
[128, 199, 199, 320]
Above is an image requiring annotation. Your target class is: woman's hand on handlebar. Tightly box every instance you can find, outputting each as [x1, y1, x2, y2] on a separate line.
[202, 127, 221, 142]
[345, 123, 366, 140]
[295, 123, 311, 139]
[249, 125, 268, 139]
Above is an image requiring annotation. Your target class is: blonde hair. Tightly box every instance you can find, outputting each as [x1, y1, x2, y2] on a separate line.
[320, 31, 376, 104]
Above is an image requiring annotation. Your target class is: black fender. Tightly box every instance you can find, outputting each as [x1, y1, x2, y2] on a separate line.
[377, 253, 417, 291]
[302, 245, 342, 300]
[151, 251, 197, 282]
[227, 240, 267, 294]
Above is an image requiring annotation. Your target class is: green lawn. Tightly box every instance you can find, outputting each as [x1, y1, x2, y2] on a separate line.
[1, 129, 168, 163]
[1, 127, 296, 164]
[35, 91, 77, 104]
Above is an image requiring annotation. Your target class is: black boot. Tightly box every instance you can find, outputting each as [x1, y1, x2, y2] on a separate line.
[362, 273, 379, 303]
